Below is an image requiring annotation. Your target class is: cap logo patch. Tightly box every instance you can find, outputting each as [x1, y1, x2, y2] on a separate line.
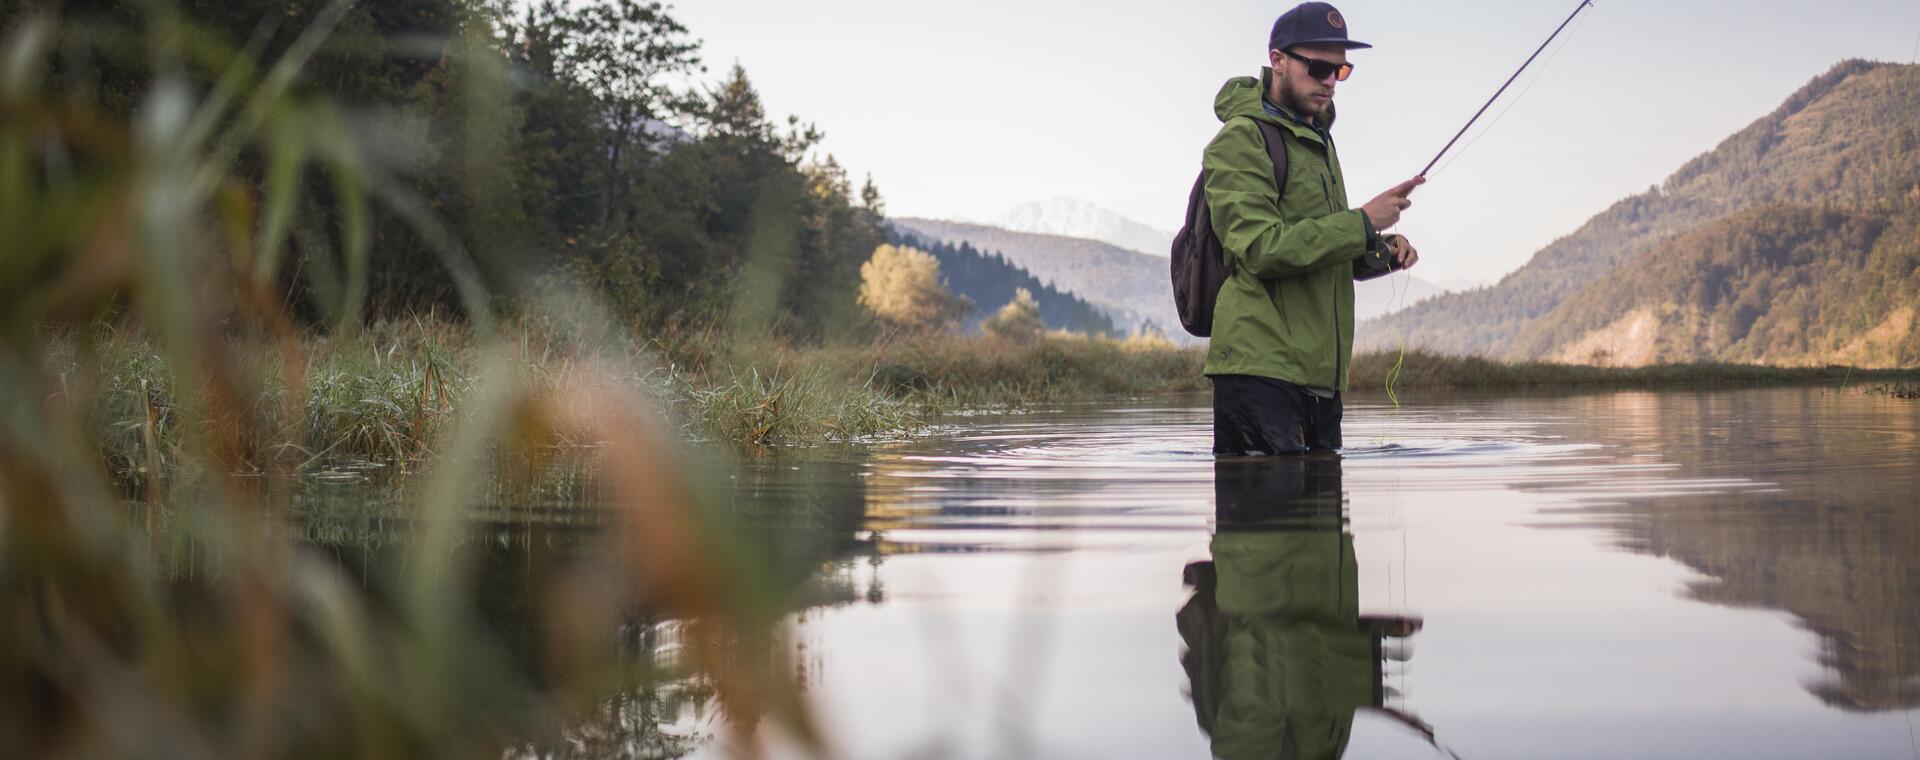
[1327, 10, 1345, 29]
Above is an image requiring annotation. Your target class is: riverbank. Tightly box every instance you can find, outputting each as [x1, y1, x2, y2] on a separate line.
[63, 322, 1913, 478]
[1348, 349, 1919, 392]
[59, 320, 1207, 475]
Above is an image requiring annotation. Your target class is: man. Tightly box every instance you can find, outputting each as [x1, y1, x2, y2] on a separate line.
[1178, 456, 1430, 759]
[1203, 1, 1422, 457]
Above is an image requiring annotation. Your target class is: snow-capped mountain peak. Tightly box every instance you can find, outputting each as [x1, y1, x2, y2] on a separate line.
[991, 197, 1175, 257]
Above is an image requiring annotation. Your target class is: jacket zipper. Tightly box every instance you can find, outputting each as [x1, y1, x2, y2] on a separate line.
[1318, 169, 1342, 391]
[1313, 125, 1346, 391]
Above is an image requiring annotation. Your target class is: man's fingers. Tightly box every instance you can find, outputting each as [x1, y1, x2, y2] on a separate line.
[1398, 239, 1420, 268]
[1392, 176, 1426, 197]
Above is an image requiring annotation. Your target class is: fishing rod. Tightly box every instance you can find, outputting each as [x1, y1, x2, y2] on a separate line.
[1419, 0, 1595, 178]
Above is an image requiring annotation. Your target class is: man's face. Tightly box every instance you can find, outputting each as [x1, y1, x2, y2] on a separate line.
[1269, 42, 1348, 119]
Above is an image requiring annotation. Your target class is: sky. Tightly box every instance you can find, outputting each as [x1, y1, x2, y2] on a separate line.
[670, 0, 1920, 287]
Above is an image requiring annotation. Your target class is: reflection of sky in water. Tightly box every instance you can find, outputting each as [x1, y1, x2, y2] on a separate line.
[688, 388, 1920, 759]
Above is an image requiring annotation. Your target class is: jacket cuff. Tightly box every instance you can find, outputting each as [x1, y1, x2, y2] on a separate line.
[1359, 210, 1383, 253]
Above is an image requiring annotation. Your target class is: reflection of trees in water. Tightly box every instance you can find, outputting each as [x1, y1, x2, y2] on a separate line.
[724, 453, 879, 606]
[1179, 457, 1426, 760]
[1561, 390, 1920, 711]
[138, 452, 880, 758]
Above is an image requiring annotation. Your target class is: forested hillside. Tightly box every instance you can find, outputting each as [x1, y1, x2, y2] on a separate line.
[893, 233, 1119, 336]
[1518, 203, 1920, 366]
[1360, 61, 1920, 362]
[6, 1, 891, 339]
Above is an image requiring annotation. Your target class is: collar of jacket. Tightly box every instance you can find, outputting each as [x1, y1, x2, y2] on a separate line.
[1214, 67, 1338, 145]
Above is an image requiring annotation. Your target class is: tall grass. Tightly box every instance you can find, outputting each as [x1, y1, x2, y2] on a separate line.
[1, 8, 818, 759]
[74, 325, 1918, 486]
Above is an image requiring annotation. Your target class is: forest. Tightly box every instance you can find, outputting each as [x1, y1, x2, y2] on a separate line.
[3, 0, 899, 340]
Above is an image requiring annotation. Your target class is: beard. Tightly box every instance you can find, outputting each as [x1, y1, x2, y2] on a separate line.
[1277, 70, 1333, 119]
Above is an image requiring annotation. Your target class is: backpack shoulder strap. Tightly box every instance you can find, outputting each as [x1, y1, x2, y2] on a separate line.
[1250, 119, 1290, 200]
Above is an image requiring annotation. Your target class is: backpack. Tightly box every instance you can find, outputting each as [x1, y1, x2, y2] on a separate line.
[1171, 118, 1289, 337]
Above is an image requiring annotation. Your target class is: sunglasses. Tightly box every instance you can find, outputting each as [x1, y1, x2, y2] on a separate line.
[1280, 48, 1354, 82]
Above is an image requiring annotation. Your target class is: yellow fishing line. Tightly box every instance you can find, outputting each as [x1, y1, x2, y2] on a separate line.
[1373, 234, 1414, 448]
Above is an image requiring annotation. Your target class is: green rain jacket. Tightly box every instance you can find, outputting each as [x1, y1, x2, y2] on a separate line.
[1206, 530, 1372, 760]
[1201, 69, 1379, 392]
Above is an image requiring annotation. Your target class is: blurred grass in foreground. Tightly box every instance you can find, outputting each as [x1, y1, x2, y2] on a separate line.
[0, 7, 819, 758]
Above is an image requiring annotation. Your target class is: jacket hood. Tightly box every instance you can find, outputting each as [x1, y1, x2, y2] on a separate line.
[1213, 68, 1336, 129]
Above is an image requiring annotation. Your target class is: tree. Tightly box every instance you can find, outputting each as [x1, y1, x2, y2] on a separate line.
[858, 245, 970, 332]
[983, 288, 1045, 341]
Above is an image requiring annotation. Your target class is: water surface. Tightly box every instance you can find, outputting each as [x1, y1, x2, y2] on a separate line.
[688, 387, 1920, 759]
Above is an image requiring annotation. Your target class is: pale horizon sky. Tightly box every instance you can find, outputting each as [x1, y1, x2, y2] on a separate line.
[671, 0, 1920, 287]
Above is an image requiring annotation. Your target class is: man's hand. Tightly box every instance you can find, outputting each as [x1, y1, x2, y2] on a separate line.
[1362, 175, 1424, 231]
[1386, 234, 1419, 270]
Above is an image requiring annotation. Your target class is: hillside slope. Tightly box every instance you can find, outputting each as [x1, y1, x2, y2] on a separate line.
[1359, 60, 1920, 359]
[1519, 203, 1920, 367]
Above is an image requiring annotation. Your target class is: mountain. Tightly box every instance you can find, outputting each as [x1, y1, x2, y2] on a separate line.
[891, 217, 1181, 339]
[1359, 60, 1920, 364]
[888, 230, 1119, 337]
[1522, 203, 1919, 367]
[1359, 273, 1450, 322]
[992, 197, 1176, 257]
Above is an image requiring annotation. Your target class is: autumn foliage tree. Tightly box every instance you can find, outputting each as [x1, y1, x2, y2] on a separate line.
[858, 244, 970, 333]
[983, 288, 1045, 341]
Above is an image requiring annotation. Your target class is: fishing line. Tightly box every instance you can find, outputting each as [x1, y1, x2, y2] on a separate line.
[1371, 217, 1418, 449]
[1376, 1, 1597, 428]
[1905, 705, 1916, 759]
[1427, 7, 1594, 179]
[1418, 0, 1596, 179]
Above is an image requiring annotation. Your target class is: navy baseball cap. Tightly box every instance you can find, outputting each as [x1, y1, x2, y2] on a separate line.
[1269, 2, 1372, 51]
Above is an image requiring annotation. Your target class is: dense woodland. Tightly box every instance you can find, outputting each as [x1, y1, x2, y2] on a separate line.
[1363, 61, 1920, 366]
[4, 0, 898, 340]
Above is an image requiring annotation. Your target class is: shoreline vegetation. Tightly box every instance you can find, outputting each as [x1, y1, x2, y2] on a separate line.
[66, 318, 1918, 481]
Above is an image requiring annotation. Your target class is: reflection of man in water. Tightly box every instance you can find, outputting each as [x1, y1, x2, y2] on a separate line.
[1178, 456, 1425, 759]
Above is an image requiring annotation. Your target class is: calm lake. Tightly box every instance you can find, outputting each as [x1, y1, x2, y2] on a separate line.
[679, 386, 1920, 759]
[279, 385, 1919, 758]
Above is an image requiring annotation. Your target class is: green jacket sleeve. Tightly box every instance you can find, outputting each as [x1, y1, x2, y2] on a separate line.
[1202, 118, 1369, 279]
